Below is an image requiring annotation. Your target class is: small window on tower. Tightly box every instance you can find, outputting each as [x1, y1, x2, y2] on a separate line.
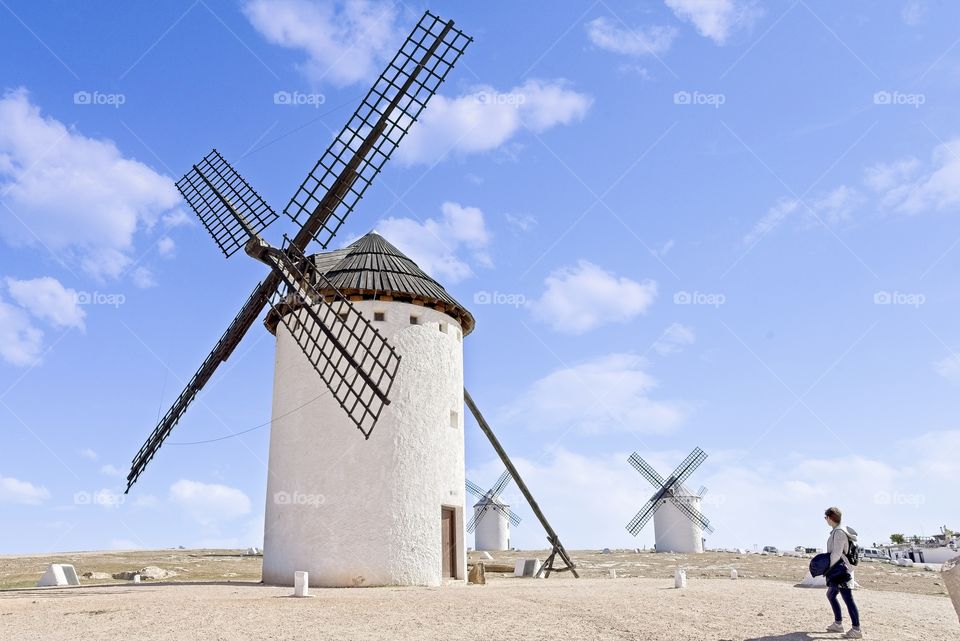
[449, 410, 458, 429]
[374, 311, 385, 322]
[337, 312, 348, 322]
[409, 315, 419, 325]
[438, 323, 448, 334]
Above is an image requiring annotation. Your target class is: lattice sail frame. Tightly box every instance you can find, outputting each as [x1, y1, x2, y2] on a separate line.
[269, 245, 401, 438]
[283, 11, 472, 249]
[176, 149, 279, 257]
[625, 448, 713, 537]
[465, 472, 522, 532]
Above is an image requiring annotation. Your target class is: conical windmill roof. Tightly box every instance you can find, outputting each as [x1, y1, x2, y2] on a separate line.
[265, 230, 475, 335]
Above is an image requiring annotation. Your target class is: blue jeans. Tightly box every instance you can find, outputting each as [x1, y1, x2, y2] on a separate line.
[827, 585, 860, 628]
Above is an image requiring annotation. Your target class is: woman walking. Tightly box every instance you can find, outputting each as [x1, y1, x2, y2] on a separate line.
[823, 506, 862, 638]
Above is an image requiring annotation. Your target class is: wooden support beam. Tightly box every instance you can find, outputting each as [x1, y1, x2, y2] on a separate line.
[463, 388, 579, 579]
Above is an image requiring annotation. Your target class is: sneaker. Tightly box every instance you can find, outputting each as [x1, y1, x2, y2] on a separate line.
[843, 629, 862, 639]
[826, 622, 844, 632]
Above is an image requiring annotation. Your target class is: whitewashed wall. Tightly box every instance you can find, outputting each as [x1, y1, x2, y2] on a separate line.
[262, 301, 466, 586]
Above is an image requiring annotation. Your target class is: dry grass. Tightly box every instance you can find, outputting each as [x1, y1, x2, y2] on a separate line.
[0, 548, 950, 597]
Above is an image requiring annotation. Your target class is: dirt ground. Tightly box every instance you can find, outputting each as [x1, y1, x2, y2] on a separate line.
[1, 549, 957, 640]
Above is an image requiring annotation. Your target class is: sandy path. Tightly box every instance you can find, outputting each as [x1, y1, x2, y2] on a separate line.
[1, 577, 955, 641]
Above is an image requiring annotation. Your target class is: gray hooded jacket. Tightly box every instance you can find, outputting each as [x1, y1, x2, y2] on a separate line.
[828, 525, 858, 569]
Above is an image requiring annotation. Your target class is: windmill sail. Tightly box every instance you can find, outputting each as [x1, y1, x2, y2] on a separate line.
[284, 11, 471, 249]
[624, 448, 713, 539]
[125, 10, 472, 491]
[126, 274, 281, 491]
[268, 246, 400, 438]
[626, 499, 658, 536]
[671, 496, 715, 533]
[628, 451, 666, 488]
[176, 149, 279, 258]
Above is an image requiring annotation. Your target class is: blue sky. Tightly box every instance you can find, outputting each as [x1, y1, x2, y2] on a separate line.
[1, 0, 958, 555]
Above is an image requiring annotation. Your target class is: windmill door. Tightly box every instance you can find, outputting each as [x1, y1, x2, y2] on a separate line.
[441, 507, 456, 577]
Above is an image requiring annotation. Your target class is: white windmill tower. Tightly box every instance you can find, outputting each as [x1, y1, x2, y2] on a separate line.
[466, 472, 522, 551]
[625, 449, 714, 553]
[262, 231, 475, 586]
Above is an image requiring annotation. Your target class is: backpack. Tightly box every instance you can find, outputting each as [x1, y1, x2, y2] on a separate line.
[845, 535, 860, 566]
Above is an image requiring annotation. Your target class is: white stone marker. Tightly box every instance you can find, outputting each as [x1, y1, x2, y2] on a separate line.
[798, 571, 826, 587]
[609, 569, 617, 579]
[730, 568, 738, 580]
[674, 568, 687, 589]
[513, 559, 542, 578]
[36, 564, 80, 587]
[294, 571, 310, 597]
[133, 575, 141, 584]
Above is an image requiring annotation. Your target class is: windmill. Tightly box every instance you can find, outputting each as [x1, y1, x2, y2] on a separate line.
[466, 470, 522, 551]
[625, 448, 714, 553]
[123, 11, 577, 585]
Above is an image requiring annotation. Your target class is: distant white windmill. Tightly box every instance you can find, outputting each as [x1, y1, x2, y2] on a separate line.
[625, 448, 714, 553]
[466, 472, 522, 551]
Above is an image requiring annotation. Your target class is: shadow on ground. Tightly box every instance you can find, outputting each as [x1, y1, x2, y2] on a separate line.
[732, 633, 825, 641]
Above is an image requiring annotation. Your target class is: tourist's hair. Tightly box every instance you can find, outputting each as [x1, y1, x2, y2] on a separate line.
[825, 507, 842, 524]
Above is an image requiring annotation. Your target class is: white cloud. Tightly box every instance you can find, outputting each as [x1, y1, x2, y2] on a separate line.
[502, 353, 687, 435]
[375, 201, 491, 283]
[0, 89, 181, 280]
[100, 464, 123, 477]
[243, 0, 402, 86]
[528, 260, 657, 334]
[0, 296, 43, 366]
[901, 0, 926, 26]
[157, 236, 175, 258]
[78, 448, 98, 460]
[652, 239, 674, 257]
[653, 322, 696, 356]
[131, 266, 157, 289]
[504, 213, 537, 232]
[934, 353, 960, 384]
[585, 17, 677, 56]
[0, 474, 50, 505]
[743, 198, 798, 246]
[5, 276, 85, 329]
[747, 137, 960, 247]
[665, 0, 760, 45]
[396, 80, 592, 166]
[809, 185, 863, 226]
[170, 479, 252, 525]
[868, 139, 960, 215]
[743, 186, 861, 246]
